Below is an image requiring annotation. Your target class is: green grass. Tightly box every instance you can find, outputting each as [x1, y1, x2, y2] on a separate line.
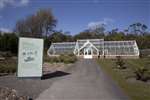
[97, 58, 150, 100]
[125, 58, 150, 69]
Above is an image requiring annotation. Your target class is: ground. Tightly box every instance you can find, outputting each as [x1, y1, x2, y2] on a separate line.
[36, 59, 129, 100]
[0, 62, 72, 99]
[0, 59, 129, 100]
[98, 58, 150, 100]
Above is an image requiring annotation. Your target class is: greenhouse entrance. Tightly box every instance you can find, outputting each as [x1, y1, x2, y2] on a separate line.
[84, 47, 93, 59]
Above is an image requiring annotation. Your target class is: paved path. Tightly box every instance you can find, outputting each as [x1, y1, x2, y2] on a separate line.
[36, 59, 129, 100]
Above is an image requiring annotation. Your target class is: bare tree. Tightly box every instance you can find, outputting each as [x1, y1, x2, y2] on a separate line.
[15, 8, 57, 38]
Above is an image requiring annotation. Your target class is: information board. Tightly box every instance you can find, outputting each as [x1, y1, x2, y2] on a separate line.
[17, 37, 43, 77]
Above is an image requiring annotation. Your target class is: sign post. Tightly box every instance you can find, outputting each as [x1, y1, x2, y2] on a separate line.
[17, 37, 44, 78]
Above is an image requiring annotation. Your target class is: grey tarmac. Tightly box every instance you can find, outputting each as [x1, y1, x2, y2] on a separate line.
[36, 59, 129, 100]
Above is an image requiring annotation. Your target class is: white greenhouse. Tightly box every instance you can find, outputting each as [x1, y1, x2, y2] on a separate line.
[47, 39, 139, 59]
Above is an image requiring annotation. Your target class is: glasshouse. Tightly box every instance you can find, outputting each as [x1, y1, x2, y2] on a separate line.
[47, 39, 139, 59]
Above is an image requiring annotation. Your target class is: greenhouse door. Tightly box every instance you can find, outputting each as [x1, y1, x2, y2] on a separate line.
[84, 47, 93, 59]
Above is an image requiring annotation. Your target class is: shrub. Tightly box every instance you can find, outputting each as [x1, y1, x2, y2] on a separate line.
[59, 54, 77, 64]
[59, 54, 66, 62]
[0, 65, 17, 74]
[49, 56, 60, 63]
[116, 56, 126, 69]
[68, 54, 77, 63]
[134, 66, 150, 82]
[49, 53, 77, 64]
[1, 51, 13, 58]
[0, 59, 17, 74]
[140, 49, 150, 58]
[0, 66, 6, 73]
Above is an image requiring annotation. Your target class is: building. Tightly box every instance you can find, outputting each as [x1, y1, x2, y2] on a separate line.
[47, 39, 139, 59]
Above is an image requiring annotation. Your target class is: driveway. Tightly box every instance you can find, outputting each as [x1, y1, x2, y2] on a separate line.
[36, 59, 129, 100]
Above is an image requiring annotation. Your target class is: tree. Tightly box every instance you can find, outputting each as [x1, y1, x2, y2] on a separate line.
[88, 23, 105, 37]
[36, 9, 57, 37]
[0, 33, 18, 54]
[74, 23, 106, 40]
[49, 31, 73, 43]
[74, 30, 99, 40]
[128, 22, 148, 34]
[7, 34, 18, 54]
[15, 8, 57, 38]
[110, 28, 119, 34]
[105, 28, 125, 41]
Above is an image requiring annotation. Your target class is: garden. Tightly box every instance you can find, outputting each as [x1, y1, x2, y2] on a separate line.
[98, 56, 150, 100]
[0, 52, 17, 76]
[48, 54, 77, 64]
[0, 52, 77, 76]
[43, 53, 77, 74]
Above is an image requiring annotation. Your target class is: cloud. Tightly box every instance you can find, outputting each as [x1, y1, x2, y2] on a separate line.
[0, 0, 29, 9]
[0, 15, 2, 19]
[0, 27, 12, 33]
[88, 22, 104, 29]
[88, 18, 114, 29]
[19, 0, 29, 6]
[103, 18, 114, 24]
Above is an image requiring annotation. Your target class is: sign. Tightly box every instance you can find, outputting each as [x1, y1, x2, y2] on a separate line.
[17, 37, 44, 77]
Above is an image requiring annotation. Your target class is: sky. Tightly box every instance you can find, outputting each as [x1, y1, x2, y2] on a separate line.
[0, 0, 149, 34]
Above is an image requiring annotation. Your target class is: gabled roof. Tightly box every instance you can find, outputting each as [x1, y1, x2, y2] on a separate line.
[79, 40, 99, 51]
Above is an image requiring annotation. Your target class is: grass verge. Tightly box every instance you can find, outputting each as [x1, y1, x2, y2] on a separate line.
[97, 58, 150, 100]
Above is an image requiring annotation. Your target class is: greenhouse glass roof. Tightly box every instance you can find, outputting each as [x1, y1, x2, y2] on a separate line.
[48, 39, 139, 58]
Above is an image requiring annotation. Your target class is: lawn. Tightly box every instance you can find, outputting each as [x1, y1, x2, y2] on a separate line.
[97, 58, 150, 100]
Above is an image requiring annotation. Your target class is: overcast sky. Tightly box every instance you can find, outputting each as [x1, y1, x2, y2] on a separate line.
[0, 0, 149, 34]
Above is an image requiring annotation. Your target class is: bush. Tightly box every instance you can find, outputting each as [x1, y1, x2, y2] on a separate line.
[59, 54, 77, 64]
[49, 53, 77, 64]
[0, 51, 13, 58]
[0, 65, 17, 73]
[116, 56, 126, 69]
[134, 66, 150, 82]
[68, 54, 77, 63]
[140, 49, 150, 58]
[49, 56, 60, 63]
[59, 54, 66, 62]
[0, 59, 17, 74]
[0, 33, 18, 55]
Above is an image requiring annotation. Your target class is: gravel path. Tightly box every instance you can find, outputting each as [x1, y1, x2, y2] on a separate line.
[36, 59, 129, 100]
[0, 63, 72, 100]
